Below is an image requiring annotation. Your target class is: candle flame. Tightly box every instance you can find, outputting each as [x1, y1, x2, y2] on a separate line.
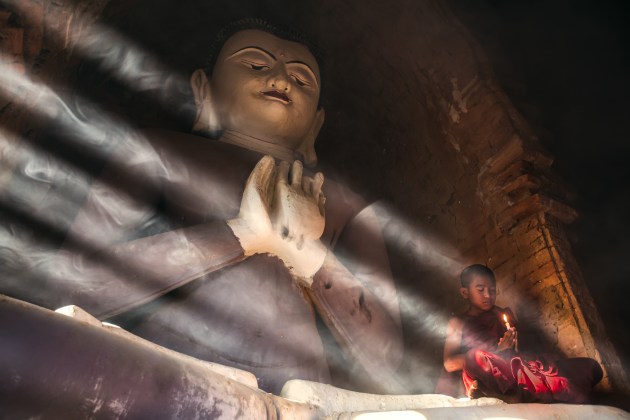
[503, 314, 508, 322]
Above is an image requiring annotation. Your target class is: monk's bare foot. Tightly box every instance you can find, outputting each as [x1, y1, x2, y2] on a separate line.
[468, 380, 525, 403]
[468, 380, 486, 399]
[498, 390, 524, 404]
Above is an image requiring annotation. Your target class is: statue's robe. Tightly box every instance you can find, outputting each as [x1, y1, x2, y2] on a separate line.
[55, 129, 400, 394]
[439, 306, 602, 403]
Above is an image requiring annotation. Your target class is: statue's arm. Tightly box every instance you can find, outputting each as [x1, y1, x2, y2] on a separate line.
[40, 150, 248, 319]
[308, 206, 404, 391]
[49, 155, 321, 319]
[51, 221, 246, 319]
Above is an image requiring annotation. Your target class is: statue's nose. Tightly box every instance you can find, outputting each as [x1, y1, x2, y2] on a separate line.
[267, 64, 290, 91]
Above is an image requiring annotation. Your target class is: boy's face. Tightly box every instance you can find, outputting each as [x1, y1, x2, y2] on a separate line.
[461, 274, 496, 312]
[210, 29, 321, 150]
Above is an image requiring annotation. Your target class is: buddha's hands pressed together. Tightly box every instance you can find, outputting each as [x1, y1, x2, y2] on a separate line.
[228, 155, 328, 283]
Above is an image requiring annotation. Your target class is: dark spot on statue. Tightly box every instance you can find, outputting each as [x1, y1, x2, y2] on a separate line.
[281, 226, 289, 239]
[324, 281, 332, 290]
[202, 400, 223, 419]
[358, 291, 372, 322]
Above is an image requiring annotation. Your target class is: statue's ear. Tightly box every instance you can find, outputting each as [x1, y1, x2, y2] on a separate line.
[460, 287, 469, 300]
[190, 69, 220, 134]
[297, 107, 325, 168]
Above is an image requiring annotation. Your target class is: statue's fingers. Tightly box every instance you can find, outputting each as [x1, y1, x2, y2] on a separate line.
[290, 160, 303, 187]
[248, 155, 275, 190]
[241, 157, 275, 212]
[302, 175, 313, 195]
[261, 156, 278, 190]
[277, 160, 290, 186]
[318, 192, 326, 216]
[311, 172, 324, 197]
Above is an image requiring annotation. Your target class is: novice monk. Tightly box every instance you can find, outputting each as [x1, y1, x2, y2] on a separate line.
[438, 264, 603, 403]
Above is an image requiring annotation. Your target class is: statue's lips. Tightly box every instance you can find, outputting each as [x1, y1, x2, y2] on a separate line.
[261, 90, 291, 103]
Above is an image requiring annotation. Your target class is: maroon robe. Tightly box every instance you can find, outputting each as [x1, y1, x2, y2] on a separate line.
[438, 306, 602, 403]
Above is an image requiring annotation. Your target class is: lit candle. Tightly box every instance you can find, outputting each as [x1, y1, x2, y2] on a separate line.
[503, 313, 511, 330]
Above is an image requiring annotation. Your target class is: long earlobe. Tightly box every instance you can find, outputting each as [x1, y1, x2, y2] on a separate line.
[190, 69, 220, 134]
[298, 107, 325, 167]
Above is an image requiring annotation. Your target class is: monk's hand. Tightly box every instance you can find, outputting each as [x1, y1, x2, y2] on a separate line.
[228, 156, 327, 282]
[497, 328, 517, 353]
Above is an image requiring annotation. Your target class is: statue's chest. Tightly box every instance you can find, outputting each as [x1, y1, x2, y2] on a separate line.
[156, 142, 257, 225]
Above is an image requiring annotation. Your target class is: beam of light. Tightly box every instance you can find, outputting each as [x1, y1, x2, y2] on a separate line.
[0, 54, 161, 276]
[0, 210, 212, 316]
[371, 201, 463, 278]
[323, 200, 467, 392]
[0, 53, 164, 170]
[0, 25, 266, 330]
[327, 201, 458, 340]
[371, 200, 463, 337]
[0, 52, 237, 249]
[0, 55, 210, 317]
[0, 126, 21, 190]
[0, 52, 195, 248]
[0, 126, 92, 230]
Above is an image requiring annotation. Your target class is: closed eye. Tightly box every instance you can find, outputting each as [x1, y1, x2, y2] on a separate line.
[291, 74, 309, 87]
[242, 60, 270, 71]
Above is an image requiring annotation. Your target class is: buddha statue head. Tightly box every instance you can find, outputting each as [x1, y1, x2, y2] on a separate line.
[191, 20, 325, 166]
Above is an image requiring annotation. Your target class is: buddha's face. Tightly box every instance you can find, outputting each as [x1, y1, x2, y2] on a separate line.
[210, 29, 322, 150]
